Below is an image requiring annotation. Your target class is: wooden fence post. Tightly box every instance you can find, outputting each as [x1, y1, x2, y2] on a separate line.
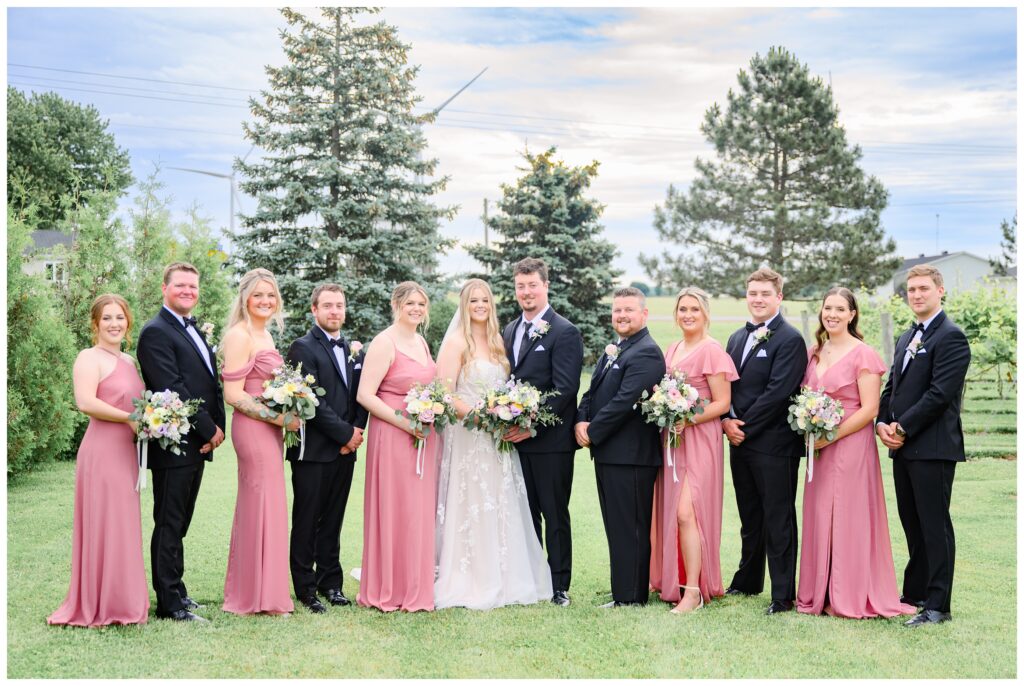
[800, 311, 812, 344]
[880, 312, 894, 363]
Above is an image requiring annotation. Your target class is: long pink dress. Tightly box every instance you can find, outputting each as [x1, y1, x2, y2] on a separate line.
[796, 343, 917, 618]
[49, 356, 150, 627]
[221, 349, 294, 615]
[650, 340, 738, 603]
[357, 334, 439, 612]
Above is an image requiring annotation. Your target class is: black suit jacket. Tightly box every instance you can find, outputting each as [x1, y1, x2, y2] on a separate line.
[576, 327, 664, 467]
[502, 307, 584, 454]
[285, 327, 369, 463]
[136, 307, 225, 469]
[725, 314, 807, 458]
[877, 310, 970, 462]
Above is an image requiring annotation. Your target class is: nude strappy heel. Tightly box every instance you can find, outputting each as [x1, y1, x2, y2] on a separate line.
[670, 585, 705, 614]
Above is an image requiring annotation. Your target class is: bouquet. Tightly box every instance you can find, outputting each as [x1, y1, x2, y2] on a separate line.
[464, 377, 561, 454]
[636, 370, 708, 483]
[130, 389, 202, 491]
[261, 361, 326, 458]
[395, 380, 458, 478]
[787, 387, 844, 482]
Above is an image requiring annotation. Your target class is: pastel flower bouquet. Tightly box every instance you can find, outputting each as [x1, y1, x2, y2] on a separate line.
[261, 361, 326, 458]
[395, 380, 457, 478]
[465, 377, 561, 453]
[130, 389, 203, 490]
[787, 387, 844, 482]
[636, 370, 708, 482]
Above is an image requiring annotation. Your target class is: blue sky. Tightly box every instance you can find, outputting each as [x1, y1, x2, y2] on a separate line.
[7, 7, 1017, 284]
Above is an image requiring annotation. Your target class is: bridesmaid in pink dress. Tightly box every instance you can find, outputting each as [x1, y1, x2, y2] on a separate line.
[220, 269, 298, 615]
[650, 287, 738, 614]
[356, 281, 439, 612]
[49, 294, 150, 627]
[796, 287, 916, 619]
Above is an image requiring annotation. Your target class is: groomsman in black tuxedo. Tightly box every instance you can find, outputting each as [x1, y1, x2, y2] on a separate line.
[137, 262, 226, 622]
[575, 287, 664, 607]
[286, 284, 369, 614]
[501, 257, 584, 607]
[877, 264, 970, 627]
[721, 268, 807, 615]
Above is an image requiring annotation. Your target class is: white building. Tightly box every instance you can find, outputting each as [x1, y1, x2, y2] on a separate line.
[879, 250, 1010, 298]
[23, 230, 73, 284]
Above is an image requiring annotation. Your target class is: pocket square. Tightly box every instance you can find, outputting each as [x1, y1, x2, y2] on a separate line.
[535, 345, 545, 351]
[354, 363, 362, 370]
[612, 363, 620, 369]
[756, 349, 768, 358]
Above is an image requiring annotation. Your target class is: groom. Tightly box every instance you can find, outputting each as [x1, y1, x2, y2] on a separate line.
[502, 257, 584, 607]
[721, 267, 807, 615]
[877, 264, 970, 627]
[286, 284, 368, 614]
[136, 262, 225, 622]
[575, 287, 664, 607]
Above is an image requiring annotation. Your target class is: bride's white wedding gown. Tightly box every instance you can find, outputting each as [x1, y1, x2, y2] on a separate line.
[434, 358, 553, 610]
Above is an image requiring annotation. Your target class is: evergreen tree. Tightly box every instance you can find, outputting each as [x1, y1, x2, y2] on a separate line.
[128, 168, 178, 320]
[467, 147, 621, 363]
[234, 7, 455, 343]
[640, 47, 899, 297]
[989, 214, 1016, 276]
[173, 202, 235, 343]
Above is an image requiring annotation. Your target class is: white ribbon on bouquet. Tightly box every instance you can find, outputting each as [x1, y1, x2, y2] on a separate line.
[135, 440, 149, 491]
[415, 440, 425, 479]
[805, 432, 815, 483]
[665, 431, 679, 484]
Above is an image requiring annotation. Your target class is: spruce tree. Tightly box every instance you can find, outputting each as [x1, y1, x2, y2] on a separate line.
[468, 147, 621, 363]
[641, 47, 899, 297]
[234, 7, 455, 343]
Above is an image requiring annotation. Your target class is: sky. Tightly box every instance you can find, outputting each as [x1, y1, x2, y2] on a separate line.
[6, 6, 1018, 285]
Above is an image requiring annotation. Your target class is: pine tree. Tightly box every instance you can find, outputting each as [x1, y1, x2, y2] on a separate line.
[233, 7, 455, 343]
[641, 47, 899, 298]
[128, 168, 177, 321]
[989, 214, 1016, 276]
[467, 147, 621, 363]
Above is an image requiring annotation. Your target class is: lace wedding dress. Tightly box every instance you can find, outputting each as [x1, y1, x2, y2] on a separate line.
[434, 358, 553, 610]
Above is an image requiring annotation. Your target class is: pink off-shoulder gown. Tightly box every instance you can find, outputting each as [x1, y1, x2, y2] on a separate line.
[357, 335, 439, 612]
[650, 340, 738, 604]
[796, 343, 916, 618]
[48, 356, 150, 627]
[221, 349, 294, 615]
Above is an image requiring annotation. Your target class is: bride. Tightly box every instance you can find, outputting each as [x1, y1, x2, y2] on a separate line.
[433, 278, 552, 610]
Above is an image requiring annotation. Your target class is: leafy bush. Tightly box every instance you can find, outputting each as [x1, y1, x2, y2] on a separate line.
[424, 296, 458, 357]
[946, 283, 1016, 397]
[7, 211, 80, 477]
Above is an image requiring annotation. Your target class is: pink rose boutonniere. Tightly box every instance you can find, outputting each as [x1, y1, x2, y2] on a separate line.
[752, 325, 772, 348]
[604, 343, 620, 370]
[348, 341, 364, 363]
[529, 320, 551, 341]
[907, 339, 925, 359]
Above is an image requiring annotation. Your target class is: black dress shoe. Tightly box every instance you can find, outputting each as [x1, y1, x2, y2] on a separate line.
[299, 595, 327, 614]
[319, 588, 351, 607]
[552, 590, 570, 607]
[900, 595, 926, 608]
[905, 609, 952, 627]
[156, 608, 209, 623]
[725, 587, 756, 596]
[765, 600, 794, 615]
[181, 596, 205, 611]
[599, 600, 643, 608]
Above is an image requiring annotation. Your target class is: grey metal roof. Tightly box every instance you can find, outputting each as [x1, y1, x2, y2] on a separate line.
[29, 229, 74, 251]
[895, 250, 986, 272]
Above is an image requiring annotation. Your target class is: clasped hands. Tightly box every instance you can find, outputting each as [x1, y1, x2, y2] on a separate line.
[341, 427, 365, 455]
[199, 426, 226, 454]
[876, 422, 906, 450]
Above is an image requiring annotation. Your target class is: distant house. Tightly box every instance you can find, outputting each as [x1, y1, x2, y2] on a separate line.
[23, 230, 73, 284]
[878, 250, 1009, 298]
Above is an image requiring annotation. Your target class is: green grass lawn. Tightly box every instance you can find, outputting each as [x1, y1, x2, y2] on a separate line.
[9, 303, 1016, 678]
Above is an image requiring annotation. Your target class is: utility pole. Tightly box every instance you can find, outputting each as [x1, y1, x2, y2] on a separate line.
[482, 198, 490, 275]
[936, 213, 940, 253]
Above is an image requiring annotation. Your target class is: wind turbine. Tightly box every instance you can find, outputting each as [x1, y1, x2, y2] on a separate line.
[168, 144, 256, 234]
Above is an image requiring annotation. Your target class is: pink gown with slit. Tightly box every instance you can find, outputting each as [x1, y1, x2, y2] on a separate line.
[221, 349, 294, 615]
[650, 339, 738, 603]
[357, 334, 439, 612]
[48, 356, 150, 627]
[796, 343, 916, 618]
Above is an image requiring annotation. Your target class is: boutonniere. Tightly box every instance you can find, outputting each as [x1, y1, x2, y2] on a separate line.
[199, 322, 215, 339]
[907, 339, 925, 359]
[752, 325, 772, 347]
[348, 340, 364, 363]
[604, 343, 620, 370]
[529, 320, 551, 341]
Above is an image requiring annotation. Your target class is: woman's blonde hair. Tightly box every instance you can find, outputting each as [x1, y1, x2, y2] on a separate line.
[457, 278, 509, 374]
[391, 281, 430, 331]
[674, 286, 711, 331]
[90, 293, 133, 349]
[226, 268, 285, 336]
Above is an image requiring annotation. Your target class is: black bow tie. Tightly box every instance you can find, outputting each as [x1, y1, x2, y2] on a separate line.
[912, 323, 926, 333]
[330, 337, 346, 349]
[183, 316, 198, 329]
[745, 322, 758, 333]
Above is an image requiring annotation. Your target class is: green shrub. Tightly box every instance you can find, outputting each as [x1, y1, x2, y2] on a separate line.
[424, 296, 458, 357]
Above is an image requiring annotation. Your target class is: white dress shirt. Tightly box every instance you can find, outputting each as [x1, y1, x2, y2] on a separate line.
[901, 309, 942, 372]
[163, 306, 213, 374]
[317, 325, 348, 386]
[513, 304, 551, 363]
